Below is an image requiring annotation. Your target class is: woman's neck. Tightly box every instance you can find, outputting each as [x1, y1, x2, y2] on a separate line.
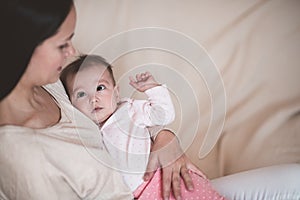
[0, 84, 61, 128]
[6, 84, 44, 111]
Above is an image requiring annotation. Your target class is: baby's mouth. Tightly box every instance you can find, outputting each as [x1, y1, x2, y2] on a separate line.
[92, 107, 103, 113]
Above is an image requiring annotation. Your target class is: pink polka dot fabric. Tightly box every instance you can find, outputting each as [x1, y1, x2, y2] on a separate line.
[133, 169, 226, 200]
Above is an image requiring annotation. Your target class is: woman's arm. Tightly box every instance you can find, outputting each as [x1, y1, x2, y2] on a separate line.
[144, 129, 205, 200]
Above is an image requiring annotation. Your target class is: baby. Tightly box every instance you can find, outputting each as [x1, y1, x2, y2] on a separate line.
[60, 54, 225, 200]
[61, 54, 175, 189]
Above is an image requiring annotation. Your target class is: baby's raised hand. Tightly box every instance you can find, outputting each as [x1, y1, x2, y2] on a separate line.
[129, 72, 160, 92]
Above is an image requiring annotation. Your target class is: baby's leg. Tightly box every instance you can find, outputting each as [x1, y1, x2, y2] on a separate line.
[134, 169, 226, 200]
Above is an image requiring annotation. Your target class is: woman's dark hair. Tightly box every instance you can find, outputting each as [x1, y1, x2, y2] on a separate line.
[1, 0, 74, 100]
[60, 54, 116, 98]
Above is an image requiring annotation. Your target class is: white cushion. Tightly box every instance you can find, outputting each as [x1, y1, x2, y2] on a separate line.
[211, 164, 300, 200]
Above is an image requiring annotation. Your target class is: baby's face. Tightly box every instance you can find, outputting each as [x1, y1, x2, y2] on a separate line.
[69, 64, 119, 125]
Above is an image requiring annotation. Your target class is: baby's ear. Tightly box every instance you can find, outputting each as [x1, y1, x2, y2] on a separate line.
[114, 85, 120, 101]
[114, 85, 120, 92]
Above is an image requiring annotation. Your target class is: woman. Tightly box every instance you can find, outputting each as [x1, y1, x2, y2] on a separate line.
[0, 0, 200, 199]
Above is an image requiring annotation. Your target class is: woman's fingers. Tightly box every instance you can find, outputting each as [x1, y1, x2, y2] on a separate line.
[180, 165, 194, 191]
[150, 130, 203, 200]
[143, 151, 159, 181]
[186, 162, 207, 179]
[171, 166, 182, 200]
[162, 166, 172, 200]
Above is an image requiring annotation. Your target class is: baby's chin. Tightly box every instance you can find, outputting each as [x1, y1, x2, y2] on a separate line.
[93, 117, 105, 126]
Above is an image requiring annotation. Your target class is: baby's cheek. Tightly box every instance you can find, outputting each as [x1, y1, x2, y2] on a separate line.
[75, 102, 89, 115]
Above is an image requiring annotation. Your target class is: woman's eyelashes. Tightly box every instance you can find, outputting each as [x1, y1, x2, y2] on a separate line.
[59, 43, 69, 50]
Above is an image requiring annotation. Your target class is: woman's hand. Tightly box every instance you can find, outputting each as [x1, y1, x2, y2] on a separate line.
[144, 129, 205, 200]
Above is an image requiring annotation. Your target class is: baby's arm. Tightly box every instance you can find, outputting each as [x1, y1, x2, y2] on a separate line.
[127, 71, 175, 126]
[129, 71, 160, 92]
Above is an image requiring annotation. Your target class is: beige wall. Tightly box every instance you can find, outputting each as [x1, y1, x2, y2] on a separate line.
[73, 0, 300, 178]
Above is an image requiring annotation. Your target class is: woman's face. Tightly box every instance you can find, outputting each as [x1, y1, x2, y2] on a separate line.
[23, 6, 77, 86]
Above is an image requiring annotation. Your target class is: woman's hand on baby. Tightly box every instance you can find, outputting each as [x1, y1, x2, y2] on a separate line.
[144, 130, 206, 200]
[129, 71, 160, 92]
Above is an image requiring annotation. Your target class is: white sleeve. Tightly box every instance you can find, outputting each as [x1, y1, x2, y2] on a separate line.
[128, 84, 175, 127]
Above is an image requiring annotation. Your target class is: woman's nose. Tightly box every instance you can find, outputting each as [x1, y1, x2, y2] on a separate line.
[64, 42, 76, 58]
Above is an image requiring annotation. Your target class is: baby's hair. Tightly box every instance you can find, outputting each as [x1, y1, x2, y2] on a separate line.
[60, 54, 116, 97]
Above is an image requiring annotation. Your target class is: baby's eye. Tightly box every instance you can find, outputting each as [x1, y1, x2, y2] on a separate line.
[76, 91, 86, 98]
[97, 85, 106, 91]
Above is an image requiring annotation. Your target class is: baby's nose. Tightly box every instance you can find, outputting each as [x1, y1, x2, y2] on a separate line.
[90, 94, 100, 103]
